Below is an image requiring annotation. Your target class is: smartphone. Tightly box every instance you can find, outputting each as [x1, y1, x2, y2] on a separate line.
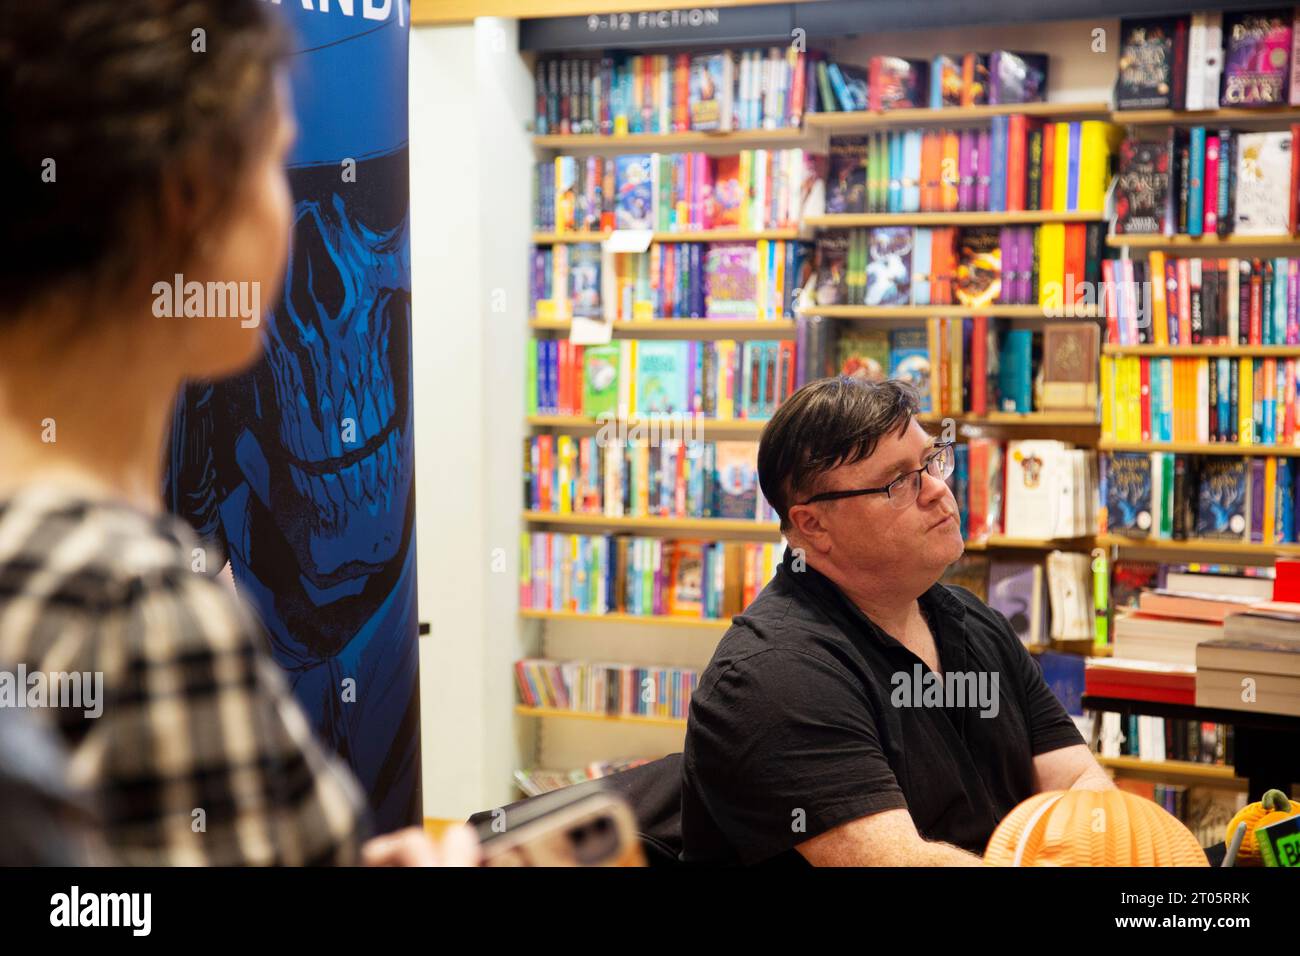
[475, 787, 645, 867]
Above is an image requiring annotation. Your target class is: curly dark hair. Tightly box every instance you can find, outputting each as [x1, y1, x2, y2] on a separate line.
[0, 0, 289, 319]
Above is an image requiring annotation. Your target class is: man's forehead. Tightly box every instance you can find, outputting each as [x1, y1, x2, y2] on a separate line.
[835, 420, 933, 475]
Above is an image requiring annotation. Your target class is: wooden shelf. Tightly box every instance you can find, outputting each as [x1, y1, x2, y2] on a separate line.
[1096, 754, 1239, 783]
[527, 414, 766, 435]
[521, 609, 731, 630]
[531, 228, 805, 244]
[1099, 440, 1300, 457]
[1109, 234, 1300, 249]
[1104, 344, 1300, 357]
[533, 127, 813, 151]
[1113, 106, 1300, 126]
[522, 511, 782, 538]
[1098, 533, 1300, 556]
[529, 318, 796, 337]
[965, 535, 1096, 551]
[919, 411, 1099, 427]
[1027, 640, 1113, 657]
[806, 101, 1112, 131]
[807, 210, 1104, 228]
[802, 304, 1101, 320]
[515, 705, 686, 729]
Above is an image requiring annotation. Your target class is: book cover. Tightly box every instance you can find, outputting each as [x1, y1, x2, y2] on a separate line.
[954, 227, 1001, 307]
[1106, 452, 1154, 537]
[667, 542, 705, 616]
[1235, 131, 1293, 235]
[961, 52, 990, 106]
[932, 54, 962, 108]
[813, 234, 849, 306]
[870, 55, 928, 111]
[1116, 17, 1190, 109]
[1195, 457, 1249, 539]
[1221, 9, 1293, 106]
[710, 155, 743, 229]
[889, 328, 931, 410]
[704, 243, 758, 318]
[582, 344, 620, 418]
[988, 51, 1049, 105]
[1115, 127, 1178, 235]
[634, 341, 690, 415]
[714, 442, 759, 519]
[988, 560, 1045, 646]
[827, 136, 868, 214]
[836, 330, 890, 382]
[1041, 323, 1100, 410]
[689, 53, 729, 130]
[832, 62, 870, 111]
[569, 243, 602, 318]
[865, 226, 913, 306]
[615, 154, 654, 230]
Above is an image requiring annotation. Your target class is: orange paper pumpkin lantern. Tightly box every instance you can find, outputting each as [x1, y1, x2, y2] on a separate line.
[984, 789, 1208, 867]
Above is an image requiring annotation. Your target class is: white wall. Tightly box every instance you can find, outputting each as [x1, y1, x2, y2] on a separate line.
[410, 18, 533, 822]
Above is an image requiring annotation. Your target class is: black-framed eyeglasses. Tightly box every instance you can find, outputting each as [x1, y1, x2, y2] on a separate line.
[798, 441, 956, 511]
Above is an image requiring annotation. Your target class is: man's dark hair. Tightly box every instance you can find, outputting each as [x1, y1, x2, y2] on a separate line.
[0, 1, 289, 320]
[758, 376, 921, 531]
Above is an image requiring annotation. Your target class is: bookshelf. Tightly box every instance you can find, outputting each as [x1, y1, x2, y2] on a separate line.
[1102, 344, 1300, 358]
[521, 609, 732, 630]
[805, 210, 1105, 228]
[532, 228, 806, 244]
[1097, 534, 1300, 557]
[1096, 755, 1241, 786]
[526, 414, 768, 435]
[522, 511, 783, 538]
[533, 127, 815, 151]
[1114, 106, 1300, 126]
[803, 304, 1100, 320]
[1106, 234, 1300, 250]
[515, 705, 687, 730]
[1099, 440, 1300, 457]
[806, 101, 1113, 131]
[529, 318, 797, 336]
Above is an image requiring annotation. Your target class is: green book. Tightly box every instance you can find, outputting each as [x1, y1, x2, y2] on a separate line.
[526, 338, 538, 416]
[582, 344, 620, 418]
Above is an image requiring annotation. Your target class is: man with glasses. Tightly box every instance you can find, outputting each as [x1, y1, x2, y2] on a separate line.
[680, 377, 1112, 867]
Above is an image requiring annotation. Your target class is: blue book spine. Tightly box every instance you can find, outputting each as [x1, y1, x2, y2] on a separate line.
[1188, 127, 1206, 238]
[888, 132, 903, 213]
[826, 62, 852, 112]
[929, 56, 943, 109]
[991, 116, 1008, 213]
[1163, 359, 1175, 441]
[1218, 357, 1230, 442]
[1067, 121, 1081, 211]
[912, 228, 932, 306]
[904, 131, 922, 212]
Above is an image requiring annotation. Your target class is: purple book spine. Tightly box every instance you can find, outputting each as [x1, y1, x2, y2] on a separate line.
[988, 51, 1002, 106]
[958, 129, 974, 212]
[1250, 457, 1266, 543]
[976, 129, 992, 211]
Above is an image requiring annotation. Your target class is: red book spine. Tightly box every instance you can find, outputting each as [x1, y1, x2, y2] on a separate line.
[1251, 260, 1263, 345]
[1102, 258, 1119, 344]
[1006, 114, 1026, 212]
[1140, 357, 1152, 442]
[1083, 683, 1196, 706]
[1040, 122, 1055, 211]
[1064, 223, 1085, 310]
[868, 57, 882, 112]
[1291, 124, 1300, 234]
[790, 50, 806, 127]
[674, 54, 690, 132]
[1204, 135, 1220, 235]
[971, 315, 987, 415]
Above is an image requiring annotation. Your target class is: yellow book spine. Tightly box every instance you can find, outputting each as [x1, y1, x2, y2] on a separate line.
[1240, 357, 1255, 445]
[1150, 250, 1168, 345]
[1076, 121, 1113, 212]
[1126, 357, 1142, 442]
[1038, 223, 1066, 310]
[718, 341, 735, 419]
[773, 241, 785, 320]
[1264, 456, 1278, 543]
[1053, 122, 1070, 213]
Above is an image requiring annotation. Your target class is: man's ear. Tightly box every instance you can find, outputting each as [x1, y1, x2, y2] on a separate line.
[787, 502, 833, 552]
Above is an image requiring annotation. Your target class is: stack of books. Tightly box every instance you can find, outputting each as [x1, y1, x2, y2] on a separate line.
[1198, 602, 1300, 716]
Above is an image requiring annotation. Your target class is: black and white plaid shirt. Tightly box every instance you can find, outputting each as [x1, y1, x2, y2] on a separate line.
[0, 486, 368, 865]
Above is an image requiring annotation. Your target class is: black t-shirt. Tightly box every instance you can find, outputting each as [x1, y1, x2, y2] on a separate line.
[680, 549, 1085, 866]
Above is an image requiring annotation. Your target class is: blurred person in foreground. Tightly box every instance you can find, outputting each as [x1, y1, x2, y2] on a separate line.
[0, 0, 469, 866]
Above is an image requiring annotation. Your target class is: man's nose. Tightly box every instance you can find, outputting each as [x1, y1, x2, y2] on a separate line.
[917, 468, 949, 505]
